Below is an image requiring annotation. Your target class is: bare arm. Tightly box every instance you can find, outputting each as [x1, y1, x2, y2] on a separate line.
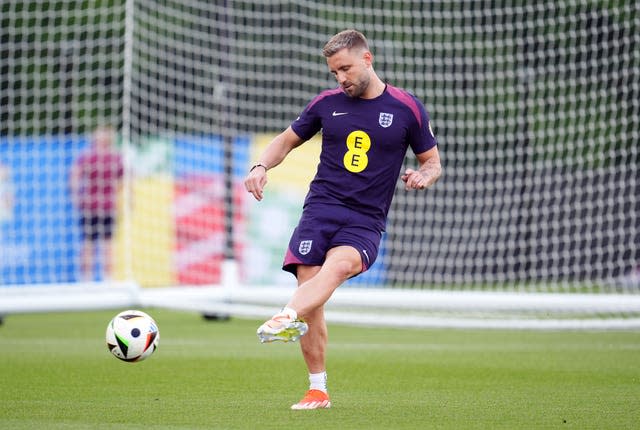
[401, 146, 442, 190]
[69, 161, 82, 207]
[244, 126, 305, 201]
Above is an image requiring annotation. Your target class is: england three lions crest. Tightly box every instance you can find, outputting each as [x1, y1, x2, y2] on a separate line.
[379, 112, 393, 128]
[299, 240, 313, 255]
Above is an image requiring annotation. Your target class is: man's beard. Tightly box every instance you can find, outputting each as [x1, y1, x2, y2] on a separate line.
[343, 74, 370, 98]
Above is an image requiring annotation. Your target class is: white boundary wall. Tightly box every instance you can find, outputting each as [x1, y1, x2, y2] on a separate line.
[3, 275, 640, 330]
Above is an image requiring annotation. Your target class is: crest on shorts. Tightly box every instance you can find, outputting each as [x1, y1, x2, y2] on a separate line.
[379, 112, 393, 128]
[298, 240, 313, 255]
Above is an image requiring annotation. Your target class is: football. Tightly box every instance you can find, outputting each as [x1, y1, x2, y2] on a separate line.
[106, 310, 159, 362]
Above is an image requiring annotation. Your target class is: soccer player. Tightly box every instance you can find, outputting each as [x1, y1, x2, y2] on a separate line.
[244, 29, 442, 410]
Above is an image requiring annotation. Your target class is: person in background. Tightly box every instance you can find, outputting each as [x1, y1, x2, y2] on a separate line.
[70, 125, 124, 281]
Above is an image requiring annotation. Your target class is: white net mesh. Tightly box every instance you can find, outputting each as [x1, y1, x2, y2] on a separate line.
[128, 1, 640, 292]
[1, 2, 639, 322]
[1, 1, 127, 283]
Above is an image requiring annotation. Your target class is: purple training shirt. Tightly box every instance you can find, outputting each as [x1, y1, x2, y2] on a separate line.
[291, 84, 437, 231]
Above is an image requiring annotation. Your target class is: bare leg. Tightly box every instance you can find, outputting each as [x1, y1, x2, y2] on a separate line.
[293, 246, 362, 375]
[80, 240, 95, 281]
[300, 305, 328, 374]
[287, 246, 362, 317]
[101, 238, 114, 280]
[295, 266, 326, 374]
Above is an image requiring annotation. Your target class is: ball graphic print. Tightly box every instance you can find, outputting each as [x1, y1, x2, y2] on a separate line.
[106, 310, 159, 362]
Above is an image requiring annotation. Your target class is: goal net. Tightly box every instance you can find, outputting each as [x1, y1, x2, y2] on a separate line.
[1, 1, 639, 328]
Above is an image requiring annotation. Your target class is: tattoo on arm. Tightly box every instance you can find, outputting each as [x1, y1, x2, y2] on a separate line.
[419, 157, 443, 188]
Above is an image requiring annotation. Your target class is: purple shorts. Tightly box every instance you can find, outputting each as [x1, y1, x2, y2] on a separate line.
[282, 203, 382, 277]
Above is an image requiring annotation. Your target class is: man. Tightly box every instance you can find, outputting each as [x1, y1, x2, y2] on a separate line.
[244, 30, 442, 410]
[70, 125, 124, 281]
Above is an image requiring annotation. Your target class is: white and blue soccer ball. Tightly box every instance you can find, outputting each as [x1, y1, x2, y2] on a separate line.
[106, 310, 159, 362]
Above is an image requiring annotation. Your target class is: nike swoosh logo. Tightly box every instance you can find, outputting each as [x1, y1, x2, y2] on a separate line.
[332, 111, 348, 116]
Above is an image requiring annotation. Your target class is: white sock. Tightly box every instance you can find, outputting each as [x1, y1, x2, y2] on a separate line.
[309, 371, 327, 393]
[280, 306, 297, 320]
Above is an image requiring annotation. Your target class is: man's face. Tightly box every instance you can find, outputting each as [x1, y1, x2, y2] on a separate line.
[93, 129, 113, 149]
[326, 47, 371, 98]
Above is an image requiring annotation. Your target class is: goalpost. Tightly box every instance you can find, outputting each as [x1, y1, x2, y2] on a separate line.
[1, 1, 638, 329]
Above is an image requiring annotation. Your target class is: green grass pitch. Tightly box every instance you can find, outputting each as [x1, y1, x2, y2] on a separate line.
[1, 309, 639, 429]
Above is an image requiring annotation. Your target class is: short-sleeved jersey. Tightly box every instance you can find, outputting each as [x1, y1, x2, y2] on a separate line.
[73, 148, 124, 214]
[291, 84, 437, 231]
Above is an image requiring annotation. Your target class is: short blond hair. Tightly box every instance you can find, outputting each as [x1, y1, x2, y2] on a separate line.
[322, 29, 370, 58]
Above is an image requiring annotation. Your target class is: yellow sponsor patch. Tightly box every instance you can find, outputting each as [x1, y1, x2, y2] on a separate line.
[343, 130, 371, 173]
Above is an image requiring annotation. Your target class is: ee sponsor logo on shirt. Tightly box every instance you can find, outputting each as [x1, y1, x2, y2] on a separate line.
[343, 130, 371, 173]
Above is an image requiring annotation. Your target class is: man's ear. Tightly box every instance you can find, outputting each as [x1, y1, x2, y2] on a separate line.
[363, 50, 373, 67]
